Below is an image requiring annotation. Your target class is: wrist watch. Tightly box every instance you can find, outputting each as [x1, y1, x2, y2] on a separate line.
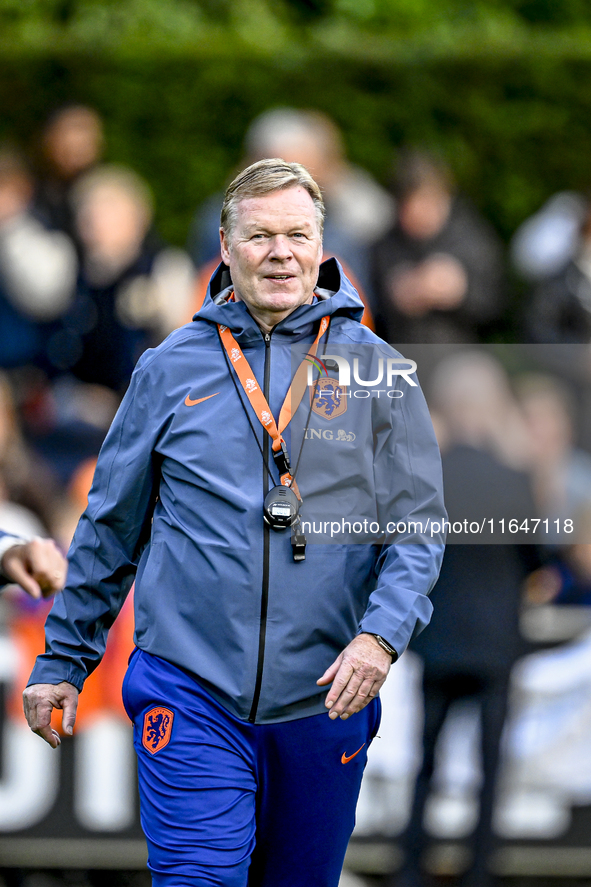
[370, 634, 398, 662]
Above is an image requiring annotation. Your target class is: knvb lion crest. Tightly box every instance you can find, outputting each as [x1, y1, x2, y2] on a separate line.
[311, 378, 347, 420]
[142, 706, 174, 755]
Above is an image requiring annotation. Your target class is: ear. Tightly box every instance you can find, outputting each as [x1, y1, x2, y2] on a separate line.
[220, 228, 231, 265]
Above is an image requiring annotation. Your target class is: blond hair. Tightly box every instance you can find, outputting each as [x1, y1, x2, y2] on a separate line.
[221, 158, 324, 240]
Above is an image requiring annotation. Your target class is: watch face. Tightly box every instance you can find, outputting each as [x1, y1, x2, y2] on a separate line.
[271, 504, 292, 518]
[376, 636, 396, 657]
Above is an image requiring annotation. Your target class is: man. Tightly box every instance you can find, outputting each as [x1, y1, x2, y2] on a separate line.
[0, 531, 66, 597]
[24, 160, 445, 887]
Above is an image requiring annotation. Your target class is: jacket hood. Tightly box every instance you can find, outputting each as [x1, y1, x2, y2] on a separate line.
[193, 257, 365, 340]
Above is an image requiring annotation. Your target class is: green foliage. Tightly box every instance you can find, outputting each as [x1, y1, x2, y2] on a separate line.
[0, 0, 591, 249]
[510, 0, 591, 26]
[2, 0, 591, 59]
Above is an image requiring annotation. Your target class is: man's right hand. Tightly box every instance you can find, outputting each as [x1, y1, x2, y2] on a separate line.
[23, 682, 79, 748]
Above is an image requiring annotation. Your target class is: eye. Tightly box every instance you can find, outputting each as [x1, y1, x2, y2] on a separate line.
[251, 233, 267, 241]
[291, 232, 306, 240]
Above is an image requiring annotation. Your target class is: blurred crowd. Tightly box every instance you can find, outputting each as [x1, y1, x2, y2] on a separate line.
[4, 102, 591, 885]
[4, 103, 591, 541]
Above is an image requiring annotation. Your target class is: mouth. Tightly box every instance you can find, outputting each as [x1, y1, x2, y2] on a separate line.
[264, 274, 295, 281]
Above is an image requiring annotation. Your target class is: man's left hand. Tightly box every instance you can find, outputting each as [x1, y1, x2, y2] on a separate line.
[317, 633, 393, 720]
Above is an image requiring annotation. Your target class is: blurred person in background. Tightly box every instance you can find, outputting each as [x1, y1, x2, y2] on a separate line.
[0, 147, 77, 369]
[0, 159, 194, 499]
[188, 106, 394, 315]
[0, 371, 58, 536]
[516, 373, 591, 532]
[32, 103, 104, 244]
[511, 191, 586, 284]
[372, 150, 504, 344]
[525, 198, 591, 343]
[392, 352, 538, 887]
[44, 164, 195, 392]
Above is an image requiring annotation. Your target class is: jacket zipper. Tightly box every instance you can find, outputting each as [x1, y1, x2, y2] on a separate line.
[248, 329, 272, 723]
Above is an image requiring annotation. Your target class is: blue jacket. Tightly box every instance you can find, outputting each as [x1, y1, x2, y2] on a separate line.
[29, 260, 445, 723]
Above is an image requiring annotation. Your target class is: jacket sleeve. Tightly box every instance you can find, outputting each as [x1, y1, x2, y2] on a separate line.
[358, 364, 446, 657]
[27, 356, 162, 690]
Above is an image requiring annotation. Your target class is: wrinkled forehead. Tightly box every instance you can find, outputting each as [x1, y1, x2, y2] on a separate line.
[233, 186, 322, 237]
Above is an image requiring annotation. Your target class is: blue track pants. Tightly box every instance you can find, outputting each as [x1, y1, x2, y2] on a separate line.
[123, 648, 381, 887]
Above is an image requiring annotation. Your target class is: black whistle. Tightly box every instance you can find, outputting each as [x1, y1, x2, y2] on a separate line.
[291, 519, 307, 563]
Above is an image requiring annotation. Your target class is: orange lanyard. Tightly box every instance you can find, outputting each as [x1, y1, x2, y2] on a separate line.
[218, 315, 330, 488]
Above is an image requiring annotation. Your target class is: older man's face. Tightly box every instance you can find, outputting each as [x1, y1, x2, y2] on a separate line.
[220, 186, 323, 328]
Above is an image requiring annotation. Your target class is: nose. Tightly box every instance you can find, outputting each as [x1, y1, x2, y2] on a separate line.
[268, 235, 293, 261]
